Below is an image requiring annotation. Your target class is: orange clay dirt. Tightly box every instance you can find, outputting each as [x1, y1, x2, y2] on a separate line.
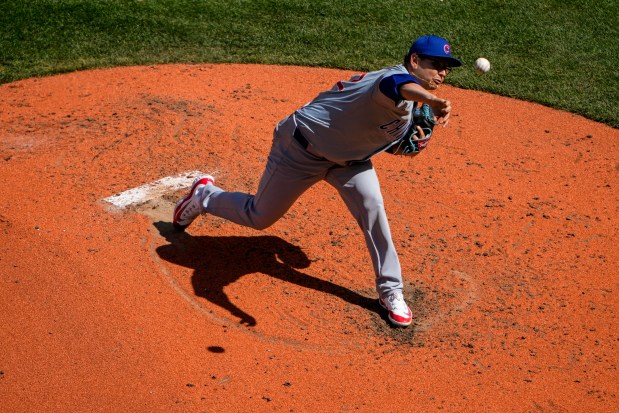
[0, 64, 617, 412]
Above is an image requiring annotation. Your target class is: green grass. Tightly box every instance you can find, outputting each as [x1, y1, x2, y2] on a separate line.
[1, 0, 617, 127]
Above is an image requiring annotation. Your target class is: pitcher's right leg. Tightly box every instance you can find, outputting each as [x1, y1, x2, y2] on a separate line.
[203, 122, 333, 230]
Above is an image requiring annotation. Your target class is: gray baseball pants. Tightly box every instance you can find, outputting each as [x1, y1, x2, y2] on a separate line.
[201, 115, 403, 297]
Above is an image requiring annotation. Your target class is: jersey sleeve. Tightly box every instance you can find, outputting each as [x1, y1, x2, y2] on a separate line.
[378, 73, 420, 103]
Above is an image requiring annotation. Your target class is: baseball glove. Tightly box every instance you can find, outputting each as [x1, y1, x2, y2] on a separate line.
[387, 103, 437, 155]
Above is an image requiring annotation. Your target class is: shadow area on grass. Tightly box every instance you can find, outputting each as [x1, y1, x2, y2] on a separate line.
[153, 221, 381, 327]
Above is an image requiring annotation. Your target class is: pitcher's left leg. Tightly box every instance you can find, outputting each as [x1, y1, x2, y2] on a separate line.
[324, 162, 403, 296]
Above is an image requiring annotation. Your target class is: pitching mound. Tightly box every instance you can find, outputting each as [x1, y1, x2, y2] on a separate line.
[1, 64, 617, 412]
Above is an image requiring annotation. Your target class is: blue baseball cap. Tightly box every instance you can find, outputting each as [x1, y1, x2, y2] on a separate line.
[408, 35, 463, 67]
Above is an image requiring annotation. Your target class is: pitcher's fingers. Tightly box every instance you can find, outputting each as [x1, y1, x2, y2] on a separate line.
[416, 125, 426, 139]
[438, 112, 451, 126]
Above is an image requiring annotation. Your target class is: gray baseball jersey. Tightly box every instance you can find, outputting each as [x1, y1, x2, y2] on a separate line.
[294, 64, 420, 165]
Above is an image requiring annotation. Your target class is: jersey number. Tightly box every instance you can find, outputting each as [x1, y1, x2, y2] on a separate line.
[336, 73, 366, 91]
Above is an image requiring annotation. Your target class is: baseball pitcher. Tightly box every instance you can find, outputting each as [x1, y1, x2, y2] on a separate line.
[173, 35, 463, 327]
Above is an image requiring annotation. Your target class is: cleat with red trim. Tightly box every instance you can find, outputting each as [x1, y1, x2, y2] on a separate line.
[172, 175, 215, 231]
[379, 290, 413, 327]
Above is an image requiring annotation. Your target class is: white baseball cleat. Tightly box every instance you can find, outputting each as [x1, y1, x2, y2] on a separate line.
[379, 290, 413, 327]
[172, 175, 215, 231]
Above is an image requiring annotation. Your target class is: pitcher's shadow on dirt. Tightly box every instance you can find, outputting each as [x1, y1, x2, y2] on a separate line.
[153, 221, 381, 327]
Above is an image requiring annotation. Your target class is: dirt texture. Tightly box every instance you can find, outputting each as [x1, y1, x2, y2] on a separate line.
[1, 64, 617, 412]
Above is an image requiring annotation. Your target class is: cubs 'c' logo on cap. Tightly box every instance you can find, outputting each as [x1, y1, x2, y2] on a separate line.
[444, 44, 451, 55]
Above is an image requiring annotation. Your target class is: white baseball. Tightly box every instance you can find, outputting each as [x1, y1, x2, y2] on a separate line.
[474, 57, 491, 74]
